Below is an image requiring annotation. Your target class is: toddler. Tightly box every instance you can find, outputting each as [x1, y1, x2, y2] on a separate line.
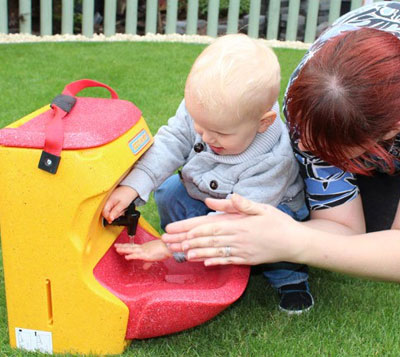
[102, 34, 313, 314]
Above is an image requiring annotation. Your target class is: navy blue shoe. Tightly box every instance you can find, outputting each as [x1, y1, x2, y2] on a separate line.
[278, 282, 314, 315]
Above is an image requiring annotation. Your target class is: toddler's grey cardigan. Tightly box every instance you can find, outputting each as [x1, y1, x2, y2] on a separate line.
[121, 100, 304, 211]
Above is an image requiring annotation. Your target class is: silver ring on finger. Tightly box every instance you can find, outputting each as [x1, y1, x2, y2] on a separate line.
[224, 246, 231, 257]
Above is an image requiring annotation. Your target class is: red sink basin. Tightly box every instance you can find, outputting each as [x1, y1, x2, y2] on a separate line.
[93, 225, 250, 339]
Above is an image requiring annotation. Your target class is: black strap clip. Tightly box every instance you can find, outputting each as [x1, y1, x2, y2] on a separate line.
[38, 151, 61, 174]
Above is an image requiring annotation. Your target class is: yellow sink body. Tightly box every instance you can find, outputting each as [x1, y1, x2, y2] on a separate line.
[0, 106, 155, 355]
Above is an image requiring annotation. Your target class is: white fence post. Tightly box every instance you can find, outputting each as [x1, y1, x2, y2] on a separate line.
[328, 1, 342, 25]
[351, 0, 363, 10]
[304, 0, 320, 43]
[19, 0, 32, 34]
[266, 0, 281, 40]
[207, 0, 220, 37]
[0, 0, 7, 34]
[62, 0, 74, 35]
[248, 0, 261, 38]
[286, 0, 301, 41]
[104, 0, 117, 36]
[165, 0, 178, 34]
[227, 0, 240, 34]
[82, 0, 94, 37]
[145, 0, 158, 34]
[125, 0, 138, 35]
[40, 0, 52, 36]
[186, 0, 199, 35]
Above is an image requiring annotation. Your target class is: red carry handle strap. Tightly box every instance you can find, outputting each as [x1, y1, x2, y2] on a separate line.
[38, 79, 119, 174]
[62, 79, 119, 99]
[44, 105, 67, 155]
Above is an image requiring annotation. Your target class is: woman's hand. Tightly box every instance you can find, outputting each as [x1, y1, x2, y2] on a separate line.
[162, 194, 307, 266]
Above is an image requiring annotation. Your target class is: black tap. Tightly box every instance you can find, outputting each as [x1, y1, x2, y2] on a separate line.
[103, 201, 141, 237]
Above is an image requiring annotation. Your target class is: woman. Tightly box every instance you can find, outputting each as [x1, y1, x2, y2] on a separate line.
[161, 1, 400, 282]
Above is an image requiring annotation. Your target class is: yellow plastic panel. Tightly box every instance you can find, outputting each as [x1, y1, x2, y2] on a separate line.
[0, 114, 153, 355]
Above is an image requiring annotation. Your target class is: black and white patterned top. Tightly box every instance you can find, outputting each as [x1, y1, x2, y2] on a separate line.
[283, 1, 400, 211]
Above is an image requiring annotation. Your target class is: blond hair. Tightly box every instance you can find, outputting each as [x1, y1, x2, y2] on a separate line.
[185, 34, 280, 122]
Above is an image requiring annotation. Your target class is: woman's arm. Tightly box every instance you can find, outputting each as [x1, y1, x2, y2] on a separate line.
[300, 197, 400, 281]
[163, 194, 400, 282]
[304, 195, 366, 235]
[299, 222, 400, 282]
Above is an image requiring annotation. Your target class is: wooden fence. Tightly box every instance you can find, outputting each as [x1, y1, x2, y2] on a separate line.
[0, 0, 396, 43]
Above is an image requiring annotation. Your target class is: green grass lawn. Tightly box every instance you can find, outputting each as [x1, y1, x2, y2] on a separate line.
[0, 41, 400, 356]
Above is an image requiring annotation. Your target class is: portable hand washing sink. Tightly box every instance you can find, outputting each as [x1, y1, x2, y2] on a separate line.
[0, 80, 250, 355]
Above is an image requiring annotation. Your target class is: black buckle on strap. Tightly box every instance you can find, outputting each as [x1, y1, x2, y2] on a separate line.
[38, 151, 61, 174]
[51, 94, 76, 113]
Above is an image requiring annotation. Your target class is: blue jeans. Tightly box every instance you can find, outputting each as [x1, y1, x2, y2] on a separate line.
[154, 174, 309, 289]
[154, 174, 213, 230]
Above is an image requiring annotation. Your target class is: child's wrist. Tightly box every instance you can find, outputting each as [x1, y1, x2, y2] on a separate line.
[119, 185, 139, 200]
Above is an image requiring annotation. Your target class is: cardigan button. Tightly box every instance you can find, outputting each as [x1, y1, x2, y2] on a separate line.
[209, 180, 218, 190]
[194, 143, 204, 153]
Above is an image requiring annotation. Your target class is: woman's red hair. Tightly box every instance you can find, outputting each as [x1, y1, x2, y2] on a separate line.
[286, 28, 400, 175]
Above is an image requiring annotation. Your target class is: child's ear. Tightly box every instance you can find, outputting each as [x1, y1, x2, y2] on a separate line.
[258, 110, 277, 133]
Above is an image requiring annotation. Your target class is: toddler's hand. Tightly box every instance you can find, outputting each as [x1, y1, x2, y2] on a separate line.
[115, 239, 172, 262]
[102, 185, 139, 223]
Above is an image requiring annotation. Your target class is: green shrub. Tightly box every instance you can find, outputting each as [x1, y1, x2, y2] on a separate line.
[181, 0, 251, 17]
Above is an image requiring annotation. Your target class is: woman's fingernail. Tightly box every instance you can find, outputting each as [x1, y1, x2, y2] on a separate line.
[187, 252, 196, 259]
[182, 244, 189, 250]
